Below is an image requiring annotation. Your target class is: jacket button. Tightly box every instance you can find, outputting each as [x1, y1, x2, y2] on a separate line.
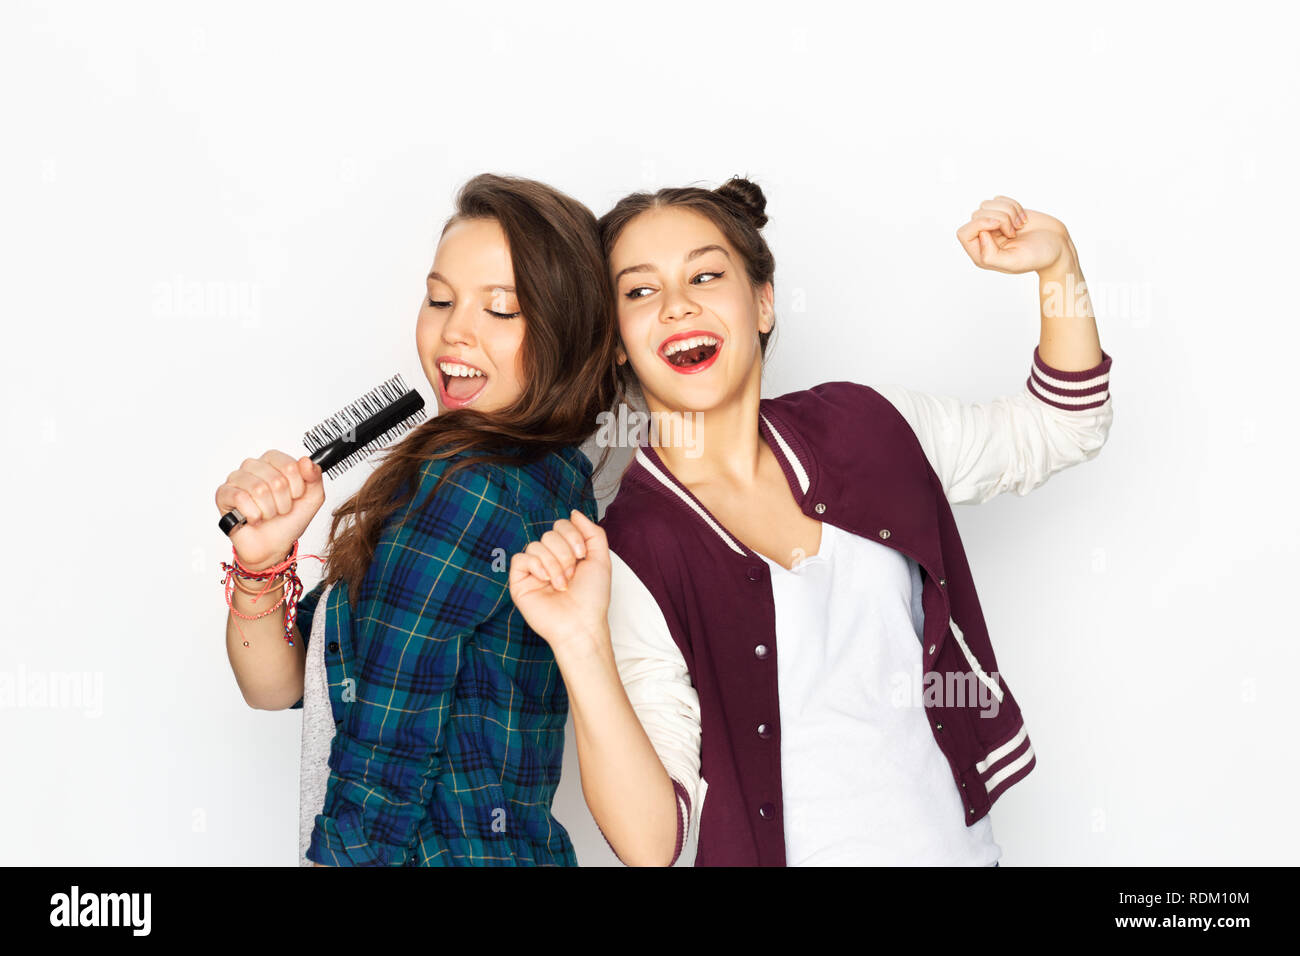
[757, 723, 771, 739]
[814, 502, 826, 514]
[747, 566, 761, 581]
[754, 644, 768, 659]
[759, 803, 776, 819]
[938, 577, 946, 587]
[327, 641, 339, 653]
[928, 644, 936, 655]
[878, 529, 891, 540]
[935, 723, 943, 731]
[960, 782, 966, 789]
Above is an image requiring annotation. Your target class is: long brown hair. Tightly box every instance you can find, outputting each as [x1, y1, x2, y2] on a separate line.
[596, 175, 777, 405]
[321, 173, 620, 600]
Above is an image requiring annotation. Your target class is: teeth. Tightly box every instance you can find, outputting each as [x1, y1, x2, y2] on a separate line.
[438, 361, 485, 377]
[662, 335, 720, 357]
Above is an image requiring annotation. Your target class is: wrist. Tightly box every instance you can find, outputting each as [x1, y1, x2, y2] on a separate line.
[232, 560, 284, 578]
[550, 621, 614, 666]
[231, 543, 297, 577]
[238, 563, 286, 578]
[1037, 236, 1080, 282]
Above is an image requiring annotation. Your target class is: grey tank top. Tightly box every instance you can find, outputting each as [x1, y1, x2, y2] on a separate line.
[298, 579, 336, 867]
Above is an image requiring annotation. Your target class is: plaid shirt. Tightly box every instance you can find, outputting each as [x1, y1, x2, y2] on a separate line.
[290, 444, 597, 866]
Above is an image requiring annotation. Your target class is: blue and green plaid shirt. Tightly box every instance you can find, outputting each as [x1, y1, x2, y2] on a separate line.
[290, 444, 597, 866]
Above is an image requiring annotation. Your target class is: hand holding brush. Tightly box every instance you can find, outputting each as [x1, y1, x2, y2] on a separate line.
[214, 373, 427, 648]
[215, 373, 427, 564]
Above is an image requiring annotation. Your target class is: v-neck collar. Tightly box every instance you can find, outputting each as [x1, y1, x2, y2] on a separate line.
[760, 518, 834, 574]
[629, 399, 819, 561]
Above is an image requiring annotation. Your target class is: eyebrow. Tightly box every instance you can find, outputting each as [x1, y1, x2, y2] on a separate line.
[427, 271, 516, 293]
[613, 244, 731, 283]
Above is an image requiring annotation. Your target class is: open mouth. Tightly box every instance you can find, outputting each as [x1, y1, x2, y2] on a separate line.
[659, 333, 722, 374]
[437, 359, 489, 408]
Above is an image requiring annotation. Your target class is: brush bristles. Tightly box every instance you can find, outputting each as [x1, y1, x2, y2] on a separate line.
[302, 373, 428, 480]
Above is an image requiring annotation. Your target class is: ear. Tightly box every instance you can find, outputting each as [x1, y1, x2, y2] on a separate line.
[757, 281, 775, 335]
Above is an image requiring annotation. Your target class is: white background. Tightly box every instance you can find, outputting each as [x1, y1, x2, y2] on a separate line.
[2, 0, 1296, 865]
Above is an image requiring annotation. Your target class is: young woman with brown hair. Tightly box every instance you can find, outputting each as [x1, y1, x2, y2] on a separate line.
[215, 173, 620, 866]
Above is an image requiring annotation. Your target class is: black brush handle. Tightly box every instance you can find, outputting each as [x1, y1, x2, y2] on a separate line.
[218, 388, 425, 537]
[308, 388, 424, 473]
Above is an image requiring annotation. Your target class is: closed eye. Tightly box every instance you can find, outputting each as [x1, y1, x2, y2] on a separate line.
[427, 298, 520, 319]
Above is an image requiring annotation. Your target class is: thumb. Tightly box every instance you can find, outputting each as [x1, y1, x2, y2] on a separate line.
[977, 229, 1010, 269]
[300, 457, 323, 484]
[568, 509, 608, 562]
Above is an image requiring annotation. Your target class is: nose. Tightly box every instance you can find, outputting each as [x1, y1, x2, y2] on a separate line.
[441, 303, 476, 347]
[659, 280, 700, 325]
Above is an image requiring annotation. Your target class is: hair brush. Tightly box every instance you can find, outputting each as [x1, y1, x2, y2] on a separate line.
[218, 373, 427, 536]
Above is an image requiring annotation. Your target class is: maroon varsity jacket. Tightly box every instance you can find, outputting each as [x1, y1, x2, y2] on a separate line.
[595, 348, 1114, 865]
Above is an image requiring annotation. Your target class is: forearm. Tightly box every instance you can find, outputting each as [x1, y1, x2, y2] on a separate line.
[1036, 240, 1104, 371]
[553, 628, 678, 867]
[225, 574, 307, 710]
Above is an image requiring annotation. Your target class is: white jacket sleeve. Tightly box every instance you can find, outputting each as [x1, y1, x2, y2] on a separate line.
[873, 347, 1114, 506]
[606, 548, 707, 864]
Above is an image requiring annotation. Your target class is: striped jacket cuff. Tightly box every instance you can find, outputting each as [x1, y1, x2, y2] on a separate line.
[668, 777, 689, 866]
[1027, 346, 1112, 411]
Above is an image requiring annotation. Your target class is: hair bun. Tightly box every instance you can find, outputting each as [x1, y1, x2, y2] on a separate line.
[714, 176, 768, 229]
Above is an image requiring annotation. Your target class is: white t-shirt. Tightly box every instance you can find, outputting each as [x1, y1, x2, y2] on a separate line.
[756, 520, 1000, 866]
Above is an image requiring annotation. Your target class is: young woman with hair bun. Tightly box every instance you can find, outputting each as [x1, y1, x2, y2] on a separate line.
[510, 175, 1113, 866]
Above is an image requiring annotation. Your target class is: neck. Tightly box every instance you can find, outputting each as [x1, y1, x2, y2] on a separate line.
[645, 361, 765, 491]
